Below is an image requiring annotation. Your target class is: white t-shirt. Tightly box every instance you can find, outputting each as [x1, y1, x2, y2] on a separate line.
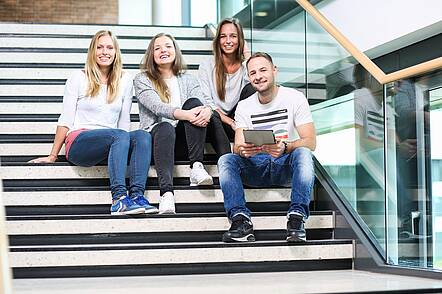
[235, 86, 313, 141]
[354, 87, 395, 142]
[162, 76, 181, 127]
[57, 70, 133, 132]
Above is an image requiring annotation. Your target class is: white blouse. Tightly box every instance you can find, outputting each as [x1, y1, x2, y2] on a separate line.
[57, 70, 133, 133]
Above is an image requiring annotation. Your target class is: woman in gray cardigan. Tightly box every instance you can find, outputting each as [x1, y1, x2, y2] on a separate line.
[134, 33, 230, 214]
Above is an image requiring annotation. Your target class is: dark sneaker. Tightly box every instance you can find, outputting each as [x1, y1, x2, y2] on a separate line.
[286, 214, 306, 242]
[111, 195, 145, 215]
[222, 214, 255, 243]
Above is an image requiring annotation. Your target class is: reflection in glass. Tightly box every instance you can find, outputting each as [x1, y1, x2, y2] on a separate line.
[307, 5, 387, 249]
[385, 71, 442, 269]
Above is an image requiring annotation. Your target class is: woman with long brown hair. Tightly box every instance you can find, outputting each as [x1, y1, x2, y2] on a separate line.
[198, 18, 255, 139]
[134, 33, 230, 214]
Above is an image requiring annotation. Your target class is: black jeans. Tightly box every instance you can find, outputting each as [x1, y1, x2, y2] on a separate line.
[150, 97, 230, 195]
[223, 83, 256, 140]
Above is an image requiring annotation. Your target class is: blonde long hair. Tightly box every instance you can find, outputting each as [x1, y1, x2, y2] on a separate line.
[139, 33, 186, 103]
[213, 18, 245, 101]
[85, 30, 122, 103]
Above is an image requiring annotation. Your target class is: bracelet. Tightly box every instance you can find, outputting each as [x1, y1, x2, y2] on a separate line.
[49, 153, 58, 158]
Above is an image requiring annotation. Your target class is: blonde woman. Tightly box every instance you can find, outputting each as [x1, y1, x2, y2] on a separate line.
[198, 18, 256, 139]
[134, 33, 230, 214]
[29, 30, 156, 215]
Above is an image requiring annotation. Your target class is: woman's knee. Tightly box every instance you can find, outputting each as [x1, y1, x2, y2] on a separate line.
[112, 129, 130, 140]
[130, 129, 152, 148]
[152, 122, 176, 142]
[156, 122, 175, 136]
[111, 129, 130, 148]
[210, 110, 222, 122]
[182, 97, 203, 110]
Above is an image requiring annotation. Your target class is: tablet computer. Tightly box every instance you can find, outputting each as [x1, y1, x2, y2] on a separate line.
[243, 130, 276, 146]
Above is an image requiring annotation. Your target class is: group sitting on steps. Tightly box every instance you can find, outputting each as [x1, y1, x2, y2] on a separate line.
[29, 18, 317, 244]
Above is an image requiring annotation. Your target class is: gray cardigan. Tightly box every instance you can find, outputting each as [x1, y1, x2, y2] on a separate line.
[133, 72, 204, 131]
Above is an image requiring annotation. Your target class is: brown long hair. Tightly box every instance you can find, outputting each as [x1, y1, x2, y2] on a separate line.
[213, 18, 245, 101]
[139, 33, 186, 103]
[84, 30, 122, 103]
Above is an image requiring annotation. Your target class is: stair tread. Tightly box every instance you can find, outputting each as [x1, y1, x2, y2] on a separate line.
[10, 239, 353, 252]
[6, 210, 333, 220]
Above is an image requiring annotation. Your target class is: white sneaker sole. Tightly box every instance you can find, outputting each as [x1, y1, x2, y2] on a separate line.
[223, 234, 255, 242]
[145, 207, 159, 214]
[111, 207, 145, 215]
[159, 208, 176, 214]
[190, 176, 213, 186]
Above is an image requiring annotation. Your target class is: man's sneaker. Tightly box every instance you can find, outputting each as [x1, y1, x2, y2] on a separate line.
[111, 195, 145, 215]
[159, 192, 176, 214]
[222, 214, 255, 242]
[286, 214, 307, 242]
[132, 195, 159, 214]
[190, 162, 213, 186]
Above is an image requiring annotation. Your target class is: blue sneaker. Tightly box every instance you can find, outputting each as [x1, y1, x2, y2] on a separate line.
[132, 195, 159, 214]
[111, 195, 145, 215]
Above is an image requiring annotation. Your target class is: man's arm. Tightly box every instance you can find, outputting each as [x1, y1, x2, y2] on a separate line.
[286, 122, 316, 152]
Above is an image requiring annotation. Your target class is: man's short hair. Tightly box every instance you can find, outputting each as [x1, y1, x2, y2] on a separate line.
[246, 52, 274, 69]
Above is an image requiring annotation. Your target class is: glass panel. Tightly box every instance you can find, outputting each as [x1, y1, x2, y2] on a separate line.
[385, 70, 442, 269]
[430, 86, 442, 270]
[218, 0, 250, 22]
[306, 13, 387, 247]
[249, 0, 306, 94]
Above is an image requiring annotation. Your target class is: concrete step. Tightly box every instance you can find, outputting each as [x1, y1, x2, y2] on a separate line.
[0, 23, 207, 38]
[0, 142, 221, 156]
[0, 68, 196, 80]
[9, 240, 353, 278]
[2, 189, 291, 206]
[6, 213, 333, 235]
[0, 164, 219, 179]
[0, 52, 207, 65]
[0, 36, 211, 51]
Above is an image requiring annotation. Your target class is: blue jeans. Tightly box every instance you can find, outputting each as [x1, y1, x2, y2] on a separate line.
[218, 147, 314, 220]
[68, 129, 152, 200]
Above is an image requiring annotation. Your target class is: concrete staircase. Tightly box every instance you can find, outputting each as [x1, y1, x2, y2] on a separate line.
[0, 23, 353, 279]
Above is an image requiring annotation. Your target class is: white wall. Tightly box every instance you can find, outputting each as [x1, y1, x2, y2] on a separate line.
[152, 0, 182, 26]
[191, 0, 217, 26]
[119, 0, 152, 25]
[316, 0, 442, 57]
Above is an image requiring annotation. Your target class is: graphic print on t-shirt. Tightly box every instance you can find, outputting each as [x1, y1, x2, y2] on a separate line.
[365, 110, 384, 142]
[250, 108, 289, 141]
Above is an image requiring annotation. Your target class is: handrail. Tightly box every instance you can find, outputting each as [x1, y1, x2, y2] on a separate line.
[296, 0, 442, 84]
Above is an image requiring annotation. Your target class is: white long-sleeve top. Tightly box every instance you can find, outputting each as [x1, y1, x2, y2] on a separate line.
[198, 56, 249, 114]
[57, 70, 133, 132]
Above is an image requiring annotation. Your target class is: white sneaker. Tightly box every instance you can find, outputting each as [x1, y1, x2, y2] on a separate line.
[159, 192, 176, 214]
[190, 162, 213, 186]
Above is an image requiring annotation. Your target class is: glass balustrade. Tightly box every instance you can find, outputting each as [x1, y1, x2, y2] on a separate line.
[245, 1, 441, 272]
[385, 71, 442, 269]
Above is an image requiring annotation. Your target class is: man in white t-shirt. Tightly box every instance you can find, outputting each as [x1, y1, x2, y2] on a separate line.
[218, 52, 316, 243]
